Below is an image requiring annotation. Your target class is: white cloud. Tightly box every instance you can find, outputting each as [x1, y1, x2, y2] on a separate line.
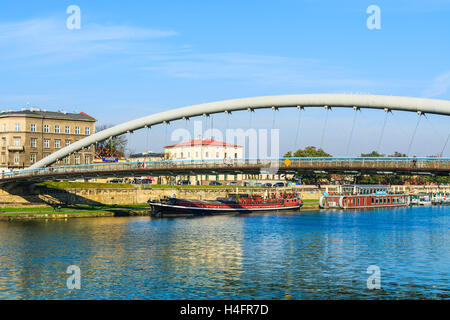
[0, 18, 177, 61]
[140, 52, 376, 88]
[423, 71, 450, 97]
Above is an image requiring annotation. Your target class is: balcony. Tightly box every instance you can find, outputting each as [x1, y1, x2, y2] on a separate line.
[8, 146, 24, 152]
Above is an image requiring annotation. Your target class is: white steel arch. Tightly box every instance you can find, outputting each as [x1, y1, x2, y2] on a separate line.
[29, 93, 450, 169]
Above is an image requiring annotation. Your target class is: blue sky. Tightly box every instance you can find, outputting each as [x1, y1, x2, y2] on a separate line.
[0, 0, 449, 156]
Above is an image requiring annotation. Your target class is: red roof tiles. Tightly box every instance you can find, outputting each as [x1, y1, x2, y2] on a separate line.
[165, 139, 242, 148]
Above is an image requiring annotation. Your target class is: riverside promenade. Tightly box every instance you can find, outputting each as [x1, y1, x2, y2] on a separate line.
[1, 183, 449, 210]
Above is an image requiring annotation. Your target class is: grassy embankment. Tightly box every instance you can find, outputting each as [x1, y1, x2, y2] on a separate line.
[0, 181, 318, 216]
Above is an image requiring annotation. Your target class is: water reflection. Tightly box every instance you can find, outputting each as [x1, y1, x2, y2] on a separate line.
[0, 206, 448, 299]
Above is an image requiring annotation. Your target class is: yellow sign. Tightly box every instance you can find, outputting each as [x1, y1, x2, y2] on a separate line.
[284, 158, 291, 167]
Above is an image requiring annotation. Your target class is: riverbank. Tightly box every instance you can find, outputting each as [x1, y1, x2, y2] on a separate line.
[0, 204, 151, 221]
[0, 199, 320, 220]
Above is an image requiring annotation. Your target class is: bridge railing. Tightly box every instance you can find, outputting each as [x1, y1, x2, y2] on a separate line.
[1, 157, 449, 180]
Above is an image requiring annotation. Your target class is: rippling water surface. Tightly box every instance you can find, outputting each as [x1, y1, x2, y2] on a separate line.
[0, 206, 448, 299]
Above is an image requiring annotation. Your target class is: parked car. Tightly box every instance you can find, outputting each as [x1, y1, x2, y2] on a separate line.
[227, 181, 238, 186]
[253, 182, 262, 187]
[178, 180, 191, 185]
[141, 179, 153, 185]
[243, 182, 252, 187]
[108, 179, 123, 184]
[209, 181, 222, 186]
[273, 182, 285, 188]
[263, 183, 272, 188]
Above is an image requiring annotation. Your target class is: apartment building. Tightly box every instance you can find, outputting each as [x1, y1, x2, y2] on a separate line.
[0, 108, 96, 170]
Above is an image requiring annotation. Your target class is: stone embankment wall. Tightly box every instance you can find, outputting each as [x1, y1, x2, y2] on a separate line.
[0, 185, 449, 207]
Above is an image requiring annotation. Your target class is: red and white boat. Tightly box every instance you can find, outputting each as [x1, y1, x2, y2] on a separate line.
[148, 193, 302, 216]
[319, 185, 410, 209]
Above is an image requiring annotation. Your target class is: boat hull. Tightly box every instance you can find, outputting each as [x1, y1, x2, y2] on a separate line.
[149, 201, 302, 216]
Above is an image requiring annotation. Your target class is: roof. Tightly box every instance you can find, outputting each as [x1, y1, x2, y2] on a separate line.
[0, 109, 96, 121]
[165, 139, 242, 148]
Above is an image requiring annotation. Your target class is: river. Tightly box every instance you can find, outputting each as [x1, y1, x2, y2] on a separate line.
[0, 206, 448, 299]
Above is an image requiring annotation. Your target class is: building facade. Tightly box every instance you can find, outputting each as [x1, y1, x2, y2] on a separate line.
[164, 139, 244, 161]
[164, 139, 244, 185]
[0, 108, 96, 170]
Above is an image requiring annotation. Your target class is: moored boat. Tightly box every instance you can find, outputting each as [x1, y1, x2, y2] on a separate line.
[319, 185, 409, 209]
[148, 192, 302, 216]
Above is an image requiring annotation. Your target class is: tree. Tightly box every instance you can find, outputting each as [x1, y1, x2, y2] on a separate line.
[361, 151, 384, 157]
[284, 146, 332, 184]
[389, 152, 407, 157]
[285, 146, 332, 158]
[95, 124, 128, 158]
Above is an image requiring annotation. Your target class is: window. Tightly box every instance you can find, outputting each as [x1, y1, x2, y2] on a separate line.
[31, 138, 37, 148]
[55, 125, 60, 133]
[2, 124, 5, 132]
[235, 153, 238, 158]
[216, 152, 219, 158]
[65, 140, 70, 147]
[74, 155, 80, 165]
[44, 125, 49, 133]
[75, 126, 80, 134]
[1, 153, 5, 164]
[85, 155, 90, 164]
[65, 126, 70, 134]
[205, 152, 209, 158]
[54, 140, 60, 148]
[14, 138, 20, 147]
[14, 123, 20, 132]
[1, 137, 5, 146]
[85, 127, 90, 135]
[44, 139, 50, 148]
[30, 154, 36, 164]
[14, 152, 19, 164]
[65, 157, 70, 164]
[31, 124, 36, 132]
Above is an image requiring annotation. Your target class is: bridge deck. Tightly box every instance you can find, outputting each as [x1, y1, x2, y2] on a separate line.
[1, 157, 449, 184]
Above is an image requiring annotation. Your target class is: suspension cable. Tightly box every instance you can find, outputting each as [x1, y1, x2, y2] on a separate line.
[423, 114, 446, 156]
[164, 121, 168, 148]
[377, 108, 390, 153]
[441, 131, 450, 157]
[146, 126, 150, 152]
[346, 106, 360, 156]
[319, 106, 330, 150]
[210, 116, 214, 140]
[293, 106, 303, 155]
[407, 112, 423, 156]
[271, 106, 278, 129]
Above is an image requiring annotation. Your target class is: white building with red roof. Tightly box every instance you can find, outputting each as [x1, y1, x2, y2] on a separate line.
[164, 139, 243, 161]
[163, 139, 244, 185]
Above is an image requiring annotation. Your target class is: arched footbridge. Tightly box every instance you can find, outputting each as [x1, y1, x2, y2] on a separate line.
[0, 93, 448, 184]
